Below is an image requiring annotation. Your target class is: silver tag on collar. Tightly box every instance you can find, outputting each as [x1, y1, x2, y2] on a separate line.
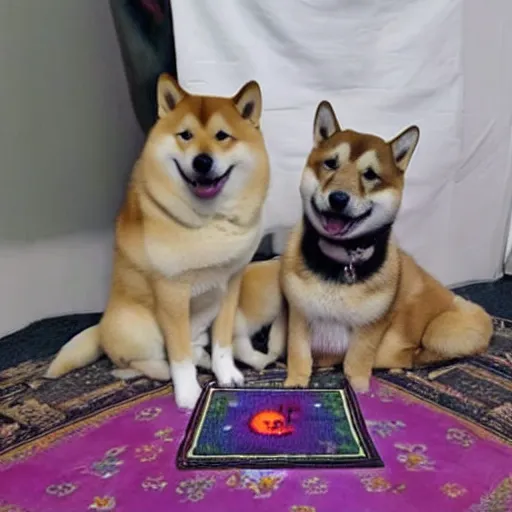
[343, 262, 357, 284]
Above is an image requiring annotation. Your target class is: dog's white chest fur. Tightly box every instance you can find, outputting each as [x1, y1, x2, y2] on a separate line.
[310, 319, 352, 356]
[189, 285, 224, 341]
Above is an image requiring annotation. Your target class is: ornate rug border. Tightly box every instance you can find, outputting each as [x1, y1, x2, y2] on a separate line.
[376, 378, 512, 447]
[0, 384, 172, 466]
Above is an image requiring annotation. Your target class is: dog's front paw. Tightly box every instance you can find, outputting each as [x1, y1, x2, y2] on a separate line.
[213, 345, 245, 387]
[216, 362, 244, 387]
[284, 375, 310, 388]
[171, 360, 201, 409]
[175, 381, 202, 410]
[347, 375, 370, 394]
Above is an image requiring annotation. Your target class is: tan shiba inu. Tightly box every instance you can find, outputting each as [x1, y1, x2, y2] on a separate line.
[46, 74, 270, 409]
[237, 101, 493, 393]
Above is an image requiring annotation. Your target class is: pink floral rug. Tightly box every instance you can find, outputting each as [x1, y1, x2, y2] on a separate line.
[1, 378, 510, 512]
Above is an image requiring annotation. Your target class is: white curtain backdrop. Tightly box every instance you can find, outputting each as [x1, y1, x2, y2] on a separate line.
[171, 0, 512, 287]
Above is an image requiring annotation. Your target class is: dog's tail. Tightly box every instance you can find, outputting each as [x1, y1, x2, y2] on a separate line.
[45, 325, 103, 378]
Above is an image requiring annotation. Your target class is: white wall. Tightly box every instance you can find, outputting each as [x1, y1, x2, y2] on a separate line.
[172, 0, 512, 287]
[0, 0, 143, 337]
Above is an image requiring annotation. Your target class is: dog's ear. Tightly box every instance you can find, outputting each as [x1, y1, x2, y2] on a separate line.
[389, 125, 420, 172]
[157, 73, 187, 118]
[314, 101, 341, 146]
[233, 81, 262, 125]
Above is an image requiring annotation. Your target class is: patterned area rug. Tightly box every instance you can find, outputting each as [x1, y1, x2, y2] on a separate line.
[0, 317, 511, 511]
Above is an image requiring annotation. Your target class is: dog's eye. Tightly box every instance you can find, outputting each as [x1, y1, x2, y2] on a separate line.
[363, 167, 379, 181]
[177, 130, 193, 141]
[215, 130, 230, 141]
[323, 158, 338, 170]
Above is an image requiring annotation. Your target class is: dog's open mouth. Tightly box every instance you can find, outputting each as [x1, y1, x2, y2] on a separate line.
[312, 200, 371, 237]
[174, 160, 234, 199]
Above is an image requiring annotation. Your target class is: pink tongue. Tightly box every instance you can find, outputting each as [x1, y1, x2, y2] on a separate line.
[192, 178, 226, 199]
[322, 217, 347, 235]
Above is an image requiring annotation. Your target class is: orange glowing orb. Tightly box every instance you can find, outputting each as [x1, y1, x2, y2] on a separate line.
[249, 409, 295, 436]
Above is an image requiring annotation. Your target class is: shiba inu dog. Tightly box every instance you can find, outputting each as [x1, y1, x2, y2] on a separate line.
[238, 101, 493, 392]
[46, 74, 270, 409]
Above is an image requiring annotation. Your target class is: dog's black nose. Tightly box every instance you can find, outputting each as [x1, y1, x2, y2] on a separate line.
[328, 191, 350, 212]
[192, 153, 214, 174]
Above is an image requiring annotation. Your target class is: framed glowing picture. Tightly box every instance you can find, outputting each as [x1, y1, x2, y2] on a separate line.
[177, 381, 383, 470]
